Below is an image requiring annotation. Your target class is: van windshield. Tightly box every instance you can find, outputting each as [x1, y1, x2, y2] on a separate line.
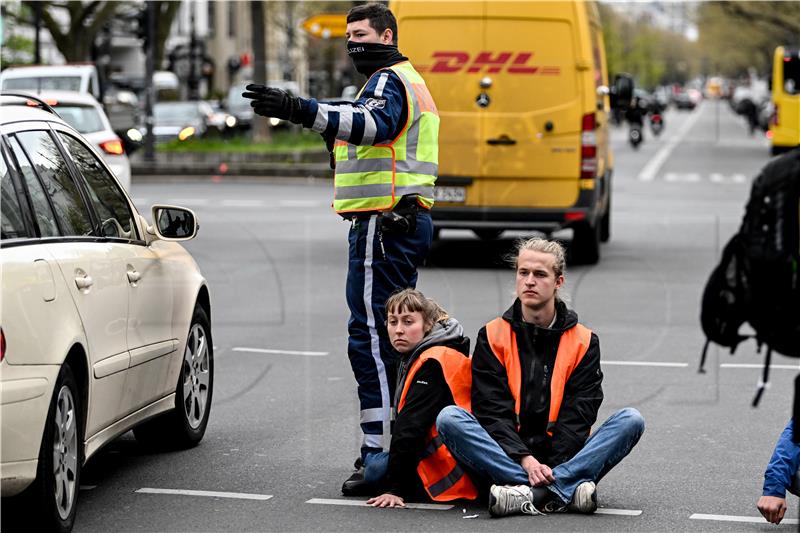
[2, 76, 82, 92]
[55, 105, 105, 133]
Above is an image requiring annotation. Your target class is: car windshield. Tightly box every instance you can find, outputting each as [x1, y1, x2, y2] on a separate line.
[2, 76, 82, 92]
[55, 105, 105, 133]
[154, 102, 202, 121]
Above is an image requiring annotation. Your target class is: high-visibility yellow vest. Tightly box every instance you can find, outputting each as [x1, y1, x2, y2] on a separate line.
[333, 61, 439, 214]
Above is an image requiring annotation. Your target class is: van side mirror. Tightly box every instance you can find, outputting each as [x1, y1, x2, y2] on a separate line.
[151, 205, 199, 241]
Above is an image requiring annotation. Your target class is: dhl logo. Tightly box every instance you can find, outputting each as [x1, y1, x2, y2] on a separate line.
[417, 52, 561, 75]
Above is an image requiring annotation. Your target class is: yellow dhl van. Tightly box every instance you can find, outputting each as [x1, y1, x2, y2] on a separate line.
[391, 0, 613, 263]
[769, 46, 800, 156]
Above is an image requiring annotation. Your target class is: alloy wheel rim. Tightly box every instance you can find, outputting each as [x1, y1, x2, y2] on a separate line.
[183, 323, 210, 429]
[52, 385, 78, 519]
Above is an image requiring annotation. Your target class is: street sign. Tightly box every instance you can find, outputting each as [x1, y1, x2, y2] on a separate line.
[301, 13, 347, 39]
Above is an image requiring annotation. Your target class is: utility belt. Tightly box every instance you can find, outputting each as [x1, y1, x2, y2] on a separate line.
[344, 195, 428, 235]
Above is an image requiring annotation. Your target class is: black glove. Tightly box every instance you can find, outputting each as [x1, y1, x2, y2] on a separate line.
[241, 84, 304, 124]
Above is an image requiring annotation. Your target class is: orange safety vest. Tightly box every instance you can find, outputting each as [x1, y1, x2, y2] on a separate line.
[485, 318, 592, 436]
[397, 346, 478, 502]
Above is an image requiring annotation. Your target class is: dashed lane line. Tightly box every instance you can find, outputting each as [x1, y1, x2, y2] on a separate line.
[602, 361, 688, 368]
[720, 363, 800, 370]
[638, 106, 704, 181]
[690, 513, 797, 525]
[232, 347, 329, 357]
[595, 508, 642, 516]
[136, 488, 273, 501]
[306, 498, 452, 510]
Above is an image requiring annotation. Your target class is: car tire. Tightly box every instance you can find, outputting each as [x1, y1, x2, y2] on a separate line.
[473, 229, 503, 240]
[30, 364, 81, 533]
[134, 305, 213, 450]
[571, 220, 600, 265]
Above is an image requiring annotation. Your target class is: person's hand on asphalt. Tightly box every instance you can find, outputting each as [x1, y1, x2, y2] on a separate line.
[367, 493, 405, 508]
[241, 84, 303, 123]
[521, 455, 555, 487]
[757, 495, 787, 524]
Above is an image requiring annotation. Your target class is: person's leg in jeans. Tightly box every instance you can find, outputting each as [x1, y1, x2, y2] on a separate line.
[363, 451, 390, 490]
[436, 405, 529, 486]
[547, 407, 645, 504]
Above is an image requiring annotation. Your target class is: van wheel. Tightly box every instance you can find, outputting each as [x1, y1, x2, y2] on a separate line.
[571, 221, 600, 265]
[30, 364, 81, 533]
[134, 305, 213, 450]
[473, 229, 503, 240]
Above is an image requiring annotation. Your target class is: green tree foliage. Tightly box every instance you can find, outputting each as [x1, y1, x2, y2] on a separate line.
[695, 1, 800, 78]
[599, 3, 698, 89]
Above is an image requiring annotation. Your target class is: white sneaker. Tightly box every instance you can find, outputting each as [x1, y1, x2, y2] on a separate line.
[567, 481, 597, 514]
[488, 485, 542, 517]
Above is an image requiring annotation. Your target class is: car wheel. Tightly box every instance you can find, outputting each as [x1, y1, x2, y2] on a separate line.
[570, 220, 600, 265]
[31, 364, 81, 533]
[473, 229, 503, 240]
[134, 305, 213, 449]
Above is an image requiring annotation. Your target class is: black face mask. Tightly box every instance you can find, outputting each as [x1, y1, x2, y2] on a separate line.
[346, 41, 407, 77]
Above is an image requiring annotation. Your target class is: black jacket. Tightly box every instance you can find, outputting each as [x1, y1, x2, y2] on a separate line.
[471, 299, 603, 466]
[386, 318, 470, 496]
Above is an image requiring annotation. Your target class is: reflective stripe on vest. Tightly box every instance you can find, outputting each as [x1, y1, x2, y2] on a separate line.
[397, 346, 477, 502]
[333, 61, 439, 214]
[485, 318, 592, 436]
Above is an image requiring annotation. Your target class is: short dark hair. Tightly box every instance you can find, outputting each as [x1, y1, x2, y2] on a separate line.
[347, 3, 398, 45]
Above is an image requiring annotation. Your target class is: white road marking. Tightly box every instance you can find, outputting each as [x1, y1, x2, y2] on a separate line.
[595, 508, 642, 516]
[136, 488, 273, 501]
[221, 199, 265, 207]
[280, 200, 325, 208]
[732, 173, 747, 183]
[638, 106, 704, 181]
[167, 198, 209, 206]
[664, 172, 701, 182]
[689, 513, 797, 525]
[721, 363, 800, 370]
[306, 498, 453, 510]
[602, 360, 688, 368]
[233, 347, 329, 357]
[80, 485, 97, 490]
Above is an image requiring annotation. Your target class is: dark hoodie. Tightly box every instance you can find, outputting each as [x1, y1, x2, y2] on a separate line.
[385, 318, 470, 496]
[471, 299, 603, 467]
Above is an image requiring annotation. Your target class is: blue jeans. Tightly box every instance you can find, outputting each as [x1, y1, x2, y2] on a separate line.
[363, 451, 390, 488]
[436, 406, 645, 504]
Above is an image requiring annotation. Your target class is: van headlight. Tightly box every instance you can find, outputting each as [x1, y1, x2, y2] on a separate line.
[178, 126, 196, 141]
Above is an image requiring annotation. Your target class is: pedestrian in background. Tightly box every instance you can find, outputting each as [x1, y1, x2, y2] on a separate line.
[757, 419, 800, 525]
[365, 289, 476, 507]
[241, 3, 439, 495]
[435, 238, 645, 517]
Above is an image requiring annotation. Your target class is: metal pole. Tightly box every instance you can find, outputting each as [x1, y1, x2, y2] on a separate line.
[33, 3, 41, 64]
[188, 4, 199, 100]
[144, 1, 156, 162]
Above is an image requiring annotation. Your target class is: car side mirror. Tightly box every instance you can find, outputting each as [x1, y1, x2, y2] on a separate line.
[151, 205, 199, 241]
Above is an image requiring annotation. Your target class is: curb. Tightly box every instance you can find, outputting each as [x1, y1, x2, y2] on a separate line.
[131, 162, 332, 179]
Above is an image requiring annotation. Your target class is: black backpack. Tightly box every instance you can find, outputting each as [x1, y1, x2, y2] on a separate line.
[700, 148, 800, 405]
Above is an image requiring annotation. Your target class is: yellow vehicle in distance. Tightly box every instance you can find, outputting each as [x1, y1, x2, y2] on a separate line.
[769, 46, 800, 156]
[391, 0, 618, 264]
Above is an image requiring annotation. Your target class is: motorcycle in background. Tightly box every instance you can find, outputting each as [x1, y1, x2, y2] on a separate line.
[650, 112, 664, 136]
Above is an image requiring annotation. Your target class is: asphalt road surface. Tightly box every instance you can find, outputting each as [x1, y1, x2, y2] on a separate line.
[11, 100, 799, 532]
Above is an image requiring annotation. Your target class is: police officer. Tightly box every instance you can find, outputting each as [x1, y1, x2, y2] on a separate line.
[242, 3, 439, 495]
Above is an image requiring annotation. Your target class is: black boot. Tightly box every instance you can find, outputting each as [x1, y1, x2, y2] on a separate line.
[341, 458, 371, 496]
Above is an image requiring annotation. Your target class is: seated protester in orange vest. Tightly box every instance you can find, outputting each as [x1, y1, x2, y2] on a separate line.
[365, 289, 477, 508]
[435, 238, 645, 517]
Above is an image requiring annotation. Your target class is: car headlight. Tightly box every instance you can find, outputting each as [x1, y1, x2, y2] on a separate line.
[127, 128, 143, 142]
[178, 126, 196, 141]
[269, 117, 281, 127]
[226, 116, 237, 128]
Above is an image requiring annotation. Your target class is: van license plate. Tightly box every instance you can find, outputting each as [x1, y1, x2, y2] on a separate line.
[434, 186, 466, 203]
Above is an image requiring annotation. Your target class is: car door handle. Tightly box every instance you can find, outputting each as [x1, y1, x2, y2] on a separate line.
[487, 136, 516, 146]
[74, 275, 94, 290]
[127, 270, 141, 284]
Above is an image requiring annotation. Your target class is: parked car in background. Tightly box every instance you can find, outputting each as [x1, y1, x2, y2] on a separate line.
[0, 64, 101, 100]
[206, 101, 238, 135]
[149, 101, 212, 143]
[26, 90, 132, 191]
[0, 93, 213, 533]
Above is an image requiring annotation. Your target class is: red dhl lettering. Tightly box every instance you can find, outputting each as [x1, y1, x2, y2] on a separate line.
[417, 52, 560, 75]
